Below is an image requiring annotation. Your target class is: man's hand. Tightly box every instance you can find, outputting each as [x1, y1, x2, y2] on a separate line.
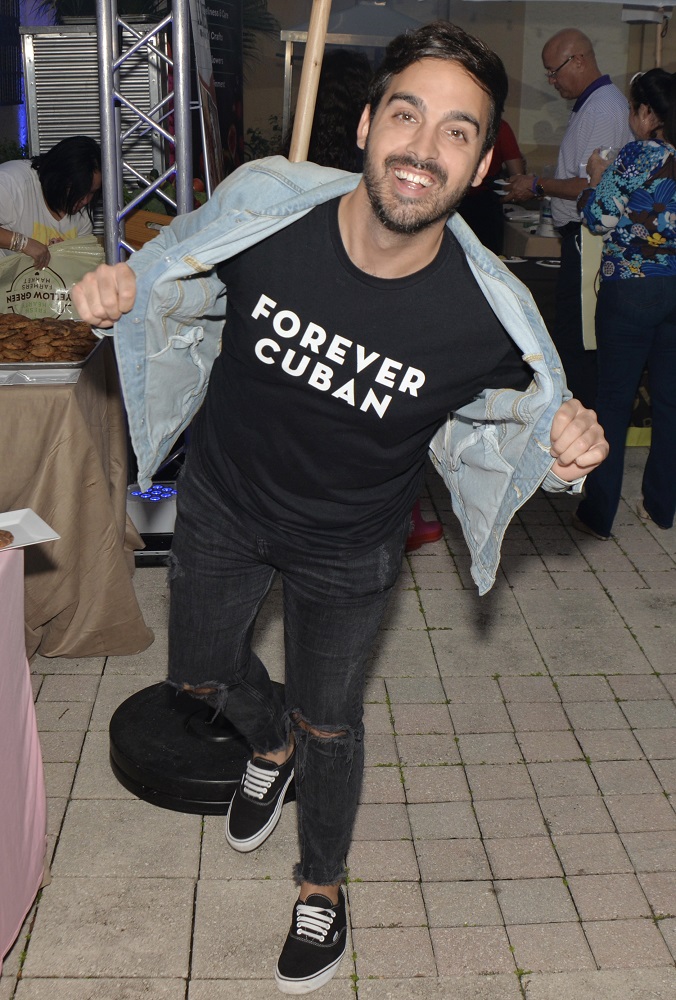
[72, 262, 136, 327]
[549, 398, 609, 481]
[503, 173, 537, 203]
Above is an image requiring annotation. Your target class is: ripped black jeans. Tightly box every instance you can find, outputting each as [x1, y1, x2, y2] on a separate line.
[167, 448, 408, 886]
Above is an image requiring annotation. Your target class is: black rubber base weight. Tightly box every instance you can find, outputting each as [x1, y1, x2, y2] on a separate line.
[109, 681, 288, 815]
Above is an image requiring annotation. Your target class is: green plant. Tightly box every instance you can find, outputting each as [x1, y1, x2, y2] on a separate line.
[244, 114, 282, 161]
[0, 138, 29, 164]
[243, 0, 279, 68]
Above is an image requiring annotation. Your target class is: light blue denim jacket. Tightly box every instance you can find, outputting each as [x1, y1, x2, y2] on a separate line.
[107, 156, 577, 594]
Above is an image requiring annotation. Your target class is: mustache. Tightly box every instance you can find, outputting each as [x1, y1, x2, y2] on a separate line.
[383, 155, 447, 185]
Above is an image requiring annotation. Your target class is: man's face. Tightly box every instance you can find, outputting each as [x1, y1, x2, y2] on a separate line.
[542, 43, 582, 100]
[357, 58, 493, 236]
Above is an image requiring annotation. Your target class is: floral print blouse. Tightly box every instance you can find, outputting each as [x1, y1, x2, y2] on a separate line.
[578, 139, 676, 280]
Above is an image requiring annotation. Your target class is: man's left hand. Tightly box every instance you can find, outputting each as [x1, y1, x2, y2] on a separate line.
[503, 173, 537, 203]
[549, 398, 609, 482]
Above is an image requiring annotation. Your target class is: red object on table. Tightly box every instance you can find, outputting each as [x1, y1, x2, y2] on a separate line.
[0, 548, 47, 971]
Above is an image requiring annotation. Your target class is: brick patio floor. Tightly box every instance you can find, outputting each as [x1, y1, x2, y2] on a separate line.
[2, 446, 675, 1000]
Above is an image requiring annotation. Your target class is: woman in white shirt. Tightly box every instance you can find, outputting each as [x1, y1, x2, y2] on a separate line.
[0, 135, 101, 269]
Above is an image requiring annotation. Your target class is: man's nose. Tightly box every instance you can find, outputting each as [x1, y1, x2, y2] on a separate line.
[406, 124, 439, 163]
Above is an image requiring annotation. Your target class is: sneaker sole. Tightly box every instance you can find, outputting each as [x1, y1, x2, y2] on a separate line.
[225, 768, 294, 853]
[274, 950, 345, 994]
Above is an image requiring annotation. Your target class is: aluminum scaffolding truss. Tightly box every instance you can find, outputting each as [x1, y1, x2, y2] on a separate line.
[96, 0, 193, 262]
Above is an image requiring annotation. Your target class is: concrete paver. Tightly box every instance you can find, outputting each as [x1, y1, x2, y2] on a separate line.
[506, 922, 596, 973]
[3, 451, 674, 997]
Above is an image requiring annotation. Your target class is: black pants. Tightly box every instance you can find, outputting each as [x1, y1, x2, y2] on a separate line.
[552, 225, 598, 410]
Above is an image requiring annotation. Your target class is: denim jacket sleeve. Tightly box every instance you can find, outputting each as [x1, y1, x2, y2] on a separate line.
[431, 212, 573, 593]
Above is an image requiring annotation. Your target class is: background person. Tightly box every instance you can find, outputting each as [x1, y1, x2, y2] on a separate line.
[457, 117, 525, 254]
[0, 135, 101, 270]
[574, 68, 676, 539]
[504, 29, 633, 408]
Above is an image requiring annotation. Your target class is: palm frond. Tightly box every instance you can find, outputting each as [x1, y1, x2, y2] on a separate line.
[243, 0, 280, 63]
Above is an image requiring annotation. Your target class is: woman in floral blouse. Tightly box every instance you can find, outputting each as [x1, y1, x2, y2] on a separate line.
[574, 68, 676, 539]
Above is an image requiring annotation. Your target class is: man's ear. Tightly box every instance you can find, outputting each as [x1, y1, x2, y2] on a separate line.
[356, 105, 371, 151]
[470, 147, 494, 189]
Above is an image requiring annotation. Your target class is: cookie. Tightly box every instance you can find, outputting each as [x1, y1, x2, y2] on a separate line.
[0, 529, 14, 548]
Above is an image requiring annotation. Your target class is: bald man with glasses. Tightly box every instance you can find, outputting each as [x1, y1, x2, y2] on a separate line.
[505, 29, 632, 410]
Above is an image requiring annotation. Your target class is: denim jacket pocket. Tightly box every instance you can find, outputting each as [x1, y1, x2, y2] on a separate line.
[449, 423, 515, 551]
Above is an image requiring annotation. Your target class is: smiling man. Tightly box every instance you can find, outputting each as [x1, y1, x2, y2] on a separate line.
[73, 21, 608, 994]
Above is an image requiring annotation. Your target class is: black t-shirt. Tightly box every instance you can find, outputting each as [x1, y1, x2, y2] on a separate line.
[194, 198, 530, 552]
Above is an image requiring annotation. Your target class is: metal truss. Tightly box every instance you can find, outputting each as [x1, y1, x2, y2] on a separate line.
[96, 0, 193, 262]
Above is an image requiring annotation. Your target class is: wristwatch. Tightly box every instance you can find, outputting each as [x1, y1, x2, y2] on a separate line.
[531, 176, 546, 199]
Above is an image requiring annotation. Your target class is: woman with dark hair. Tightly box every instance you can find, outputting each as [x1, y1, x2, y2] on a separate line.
[573, 68, 676, 539]
[0, 135, 101, 270]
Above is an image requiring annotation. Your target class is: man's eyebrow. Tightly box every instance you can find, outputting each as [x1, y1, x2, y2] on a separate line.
[385, 92, 481, 135]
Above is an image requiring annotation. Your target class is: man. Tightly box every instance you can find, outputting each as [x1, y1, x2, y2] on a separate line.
[505, 29, 633, 408]
[73, 22, 608, 994]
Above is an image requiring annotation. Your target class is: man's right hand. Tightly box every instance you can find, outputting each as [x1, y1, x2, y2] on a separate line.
[72, 262, 137, 328]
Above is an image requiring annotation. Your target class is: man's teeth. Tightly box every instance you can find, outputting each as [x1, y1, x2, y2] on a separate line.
[394, 169, 433, 187]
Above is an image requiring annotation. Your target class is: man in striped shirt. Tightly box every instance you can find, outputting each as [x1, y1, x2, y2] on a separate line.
[505, 29, 632, 409]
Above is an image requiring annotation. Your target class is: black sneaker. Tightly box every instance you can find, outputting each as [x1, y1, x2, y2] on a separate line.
[275, 889, 347, 994]
[225, 748, 295, 853]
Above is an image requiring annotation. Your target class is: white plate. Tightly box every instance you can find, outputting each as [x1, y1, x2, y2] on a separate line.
[0, 508, 60, 550]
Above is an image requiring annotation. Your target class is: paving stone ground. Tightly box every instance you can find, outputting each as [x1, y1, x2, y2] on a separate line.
[2, 447, 675, 1000]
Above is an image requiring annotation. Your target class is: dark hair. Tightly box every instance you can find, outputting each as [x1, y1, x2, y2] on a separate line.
[367, 20, 508, 156]
[32, 135, 102, 221]
[283, 48, 372, 171]
[630, 68, 676, 143]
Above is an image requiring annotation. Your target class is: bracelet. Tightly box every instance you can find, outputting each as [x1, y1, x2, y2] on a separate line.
[531, 175, 539, 195]
[9, 231, 28, 253]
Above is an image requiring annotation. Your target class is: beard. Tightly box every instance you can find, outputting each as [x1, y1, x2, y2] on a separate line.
[362, 146, 477, 236]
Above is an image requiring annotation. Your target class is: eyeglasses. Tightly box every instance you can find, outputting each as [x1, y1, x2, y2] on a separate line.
[545, 54, 576, 80]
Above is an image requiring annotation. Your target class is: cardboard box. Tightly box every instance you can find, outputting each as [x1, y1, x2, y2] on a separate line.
[503, 219, 561, 259]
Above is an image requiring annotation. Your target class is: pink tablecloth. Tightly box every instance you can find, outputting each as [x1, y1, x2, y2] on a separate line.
[0, 548, 47, 972]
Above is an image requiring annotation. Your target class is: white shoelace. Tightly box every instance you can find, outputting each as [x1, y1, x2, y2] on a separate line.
[242, 759, 279, 800]
[295, 902, 336, 943]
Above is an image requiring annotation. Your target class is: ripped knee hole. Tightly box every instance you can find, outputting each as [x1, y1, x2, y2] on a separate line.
[182, 683, 218, 697]
[292, 713, 347, 740]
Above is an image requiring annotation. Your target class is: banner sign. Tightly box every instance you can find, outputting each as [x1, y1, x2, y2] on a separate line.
[188, 0, 243, 193]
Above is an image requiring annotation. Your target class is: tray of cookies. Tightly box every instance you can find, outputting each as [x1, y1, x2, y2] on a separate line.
[0, 312, 101, 384]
